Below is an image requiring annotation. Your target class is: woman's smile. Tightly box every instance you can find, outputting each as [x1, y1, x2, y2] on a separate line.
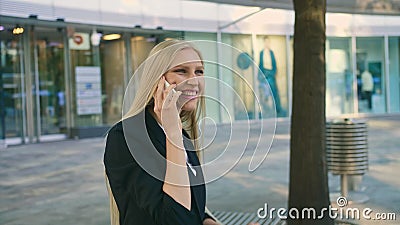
[180, 89, 199, 99]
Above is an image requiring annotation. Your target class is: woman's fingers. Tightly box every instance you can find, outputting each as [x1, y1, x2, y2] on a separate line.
[169, 91, 181, 108]
[163, 90, 180, 110]
[163, 81, 176, 98]
[154, 76, 180, 114]
[154, 76, 165, 113]
[160, 87, 182, 134]
[162, 82, 178, 108]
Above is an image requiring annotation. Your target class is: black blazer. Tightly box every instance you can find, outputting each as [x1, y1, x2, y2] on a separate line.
[104, 108, 210, 225]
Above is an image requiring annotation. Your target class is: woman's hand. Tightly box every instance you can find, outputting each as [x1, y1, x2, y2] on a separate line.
[203, 218, 220, 225]
[153, 76, 182, 140]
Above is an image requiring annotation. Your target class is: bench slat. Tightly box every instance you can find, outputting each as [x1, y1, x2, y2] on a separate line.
[223, 212, 239, 224]
[231, 213, 253, 225]
[212, 211, 284, 225]
[218, 211, 233, 222]
[226, 212, 244, 225]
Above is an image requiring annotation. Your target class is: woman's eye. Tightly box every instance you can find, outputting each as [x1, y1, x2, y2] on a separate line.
[195, 70, 204, 75]
[173, 69, 186, 73]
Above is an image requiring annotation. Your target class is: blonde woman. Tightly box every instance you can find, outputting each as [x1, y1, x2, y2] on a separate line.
[104, 39, 260, 225]
[104, 40, 219, 225]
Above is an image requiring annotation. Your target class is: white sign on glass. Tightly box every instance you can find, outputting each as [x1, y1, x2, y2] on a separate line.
[75, 66, 102, 115]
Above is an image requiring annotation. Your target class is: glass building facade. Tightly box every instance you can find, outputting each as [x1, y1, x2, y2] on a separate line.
[1, 0, 400, 145]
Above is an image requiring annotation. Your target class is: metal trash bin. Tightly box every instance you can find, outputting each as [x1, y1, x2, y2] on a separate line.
[326, 118, 368, 197]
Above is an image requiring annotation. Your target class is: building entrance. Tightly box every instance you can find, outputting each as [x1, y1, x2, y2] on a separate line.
[0, 25, 68, 145]
[0, 24, 26, 145]
[32, 26, 67, 138]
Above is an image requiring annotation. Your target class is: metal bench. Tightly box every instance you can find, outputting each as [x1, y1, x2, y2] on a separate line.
[211, 211, 285, 225]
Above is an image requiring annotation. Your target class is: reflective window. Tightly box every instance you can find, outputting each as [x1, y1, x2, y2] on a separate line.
[389, 37, 400, 112]
[326, 37, 354, 116]
[131, 35, 157, 73]
[255, 35, 288, 118]
[33, 27, 67, 136]
[100, 35, 126, 125]
[69, 29, 103, 127]
[69, 31, 130, 127]
[0, 24, 25, 142]
[356, 37, 386, 113]
[221, 34, 255, 120]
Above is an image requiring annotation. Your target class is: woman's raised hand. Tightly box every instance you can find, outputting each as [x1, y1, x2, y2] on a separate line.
[153, 76, 182, 140]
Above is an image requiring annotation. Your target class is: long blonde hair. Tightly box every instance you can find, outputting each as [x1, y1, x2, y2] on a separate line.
[107, 39, 206, 225]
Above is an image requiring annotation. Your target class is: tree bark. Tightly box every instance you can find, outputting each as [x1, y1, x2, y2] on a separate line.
[288, 0, 333, 224]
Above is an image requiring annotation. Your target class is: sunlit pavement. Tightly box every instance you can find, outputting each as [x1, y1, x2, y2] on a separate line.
[1, 115, 399, 225]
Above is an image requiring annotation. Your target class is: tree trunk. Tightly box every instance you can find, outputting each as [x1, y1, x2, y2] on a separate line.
[288, 0, 333, 224]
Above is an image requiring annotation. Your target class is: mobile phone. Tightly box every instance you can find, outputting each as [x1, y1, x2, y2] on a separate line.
[164, 80, 177, 93]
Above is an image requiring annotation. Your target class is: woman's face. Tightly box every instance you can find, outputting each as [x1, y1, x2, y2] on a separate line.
[164, 48, 204, 112]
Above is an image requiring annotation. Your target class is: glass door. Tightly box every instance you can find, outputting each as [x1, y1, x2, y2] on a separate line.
[32, 27, 67, 138]
[356, 37, 386, 113]
[101, 36, 126, 125]
[0, 24, 26, 145]
[389, 37, 400, 112]
[326, 37, 354, 116]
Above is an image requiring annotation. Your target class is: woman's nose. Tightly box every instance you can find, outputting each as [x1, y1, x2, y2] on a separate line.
[186, 75, 199, 85]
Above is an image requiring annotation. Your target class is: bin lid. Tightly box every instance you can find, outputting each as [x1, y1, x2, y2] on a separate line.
[327, 118, 367, 125]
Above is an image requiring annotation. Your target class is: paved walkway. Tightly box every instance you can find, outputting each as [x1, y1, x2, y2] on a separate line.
[0, 115, 399, 225]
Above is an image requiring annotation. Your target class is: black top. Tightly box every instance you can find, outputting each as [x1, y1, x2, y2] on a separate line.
[104, 108, 210, 225]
